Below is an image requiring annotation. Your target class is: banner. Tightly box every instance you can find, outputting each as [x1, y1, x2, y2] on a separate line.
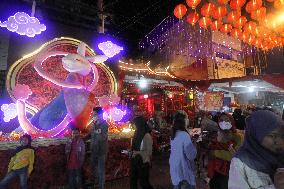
[216, 57, 245, 79]
[204, 92, 224, 111]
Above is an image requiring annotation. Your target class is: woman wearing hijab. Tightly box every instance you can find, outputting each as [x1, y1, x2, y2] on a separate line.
[169, 111, 197, 189]
[229, 110, 284, 189]
[0, 134, 35, 189]
[208, 113, 243, 189]
[130, 116, 153, 189]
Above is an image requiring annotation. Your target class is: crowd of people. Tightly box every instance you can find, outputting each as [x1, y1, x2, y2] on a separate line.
[0, 106, 284, 189]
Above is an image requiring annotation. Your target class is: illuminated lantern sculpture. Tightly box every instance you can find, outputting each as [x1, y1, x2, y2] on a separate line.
[211, 20, 223, 31]
[199, 17, 212, 28]
[213, 6, 228, 20]
[230, 0, 246, 10]
[227, 11, 241, 24]
[251, 7, 266, 21]
[234, 16, 247, 28]
[247, 35, 256, 44]
[231, 28, 242, 38]
[201, 3, 215, 17]
[174, 4, 188, 19]
[187, 12, 200, 25]
[220, 24, 233, 33]
[186, 0, 201, 9]
[274, 0, 284, 9]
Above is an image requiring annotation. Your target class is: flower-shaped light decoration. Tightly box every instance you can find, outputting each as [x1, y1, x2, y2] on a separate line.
[98, 41, 123, 58]
[0, 12, 46, 37]
[103, 107, 127, 122]
[13, 84, 32, 100]
[1, 103, 17, 122]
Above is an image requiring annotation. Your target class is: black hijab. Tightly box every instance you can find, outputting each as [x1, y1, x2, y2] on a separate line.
[132, 116, 148, 151]
[234, 110, 284, 179]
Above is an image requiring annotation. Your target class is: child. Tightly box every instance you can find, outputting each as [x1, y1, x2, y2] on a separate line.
[65, 127, 86, 189]
[0, 134, 35, 189]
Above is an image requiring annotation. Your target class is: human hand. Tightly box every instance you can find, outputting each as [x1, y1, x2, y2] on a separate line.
[274, 168, 284, 189]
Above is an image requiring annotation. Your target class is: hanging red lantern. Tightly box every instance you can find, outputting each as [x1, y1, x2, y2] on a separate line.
[201, 3, 215, 17]
[227, 11, 241, 23]
[231, 28, 242, 38]
[251, 7, 266, 21]
[174, 4, 188, 19]
[220, 24, 233, 33]
[267, 0, 275, 2]
[218, 0, 230, 4]
[186, 0, 201, 9]
[274, 0, 284, 10]
[261, 13, 275, 27]
[213, 6, 228, 20]
[254, 38, 262, 48]
[199, 17, 212, 28]
[187, 12, 200, 25]
[234, 16, 247, 28]
[230, 0, 246, 10]
[210, 20, 223, 31]
[242, 32, 249, 42]
[247, 35, 256, 44]
[246, 0, 262, 13]
[244, 21, 257, 34]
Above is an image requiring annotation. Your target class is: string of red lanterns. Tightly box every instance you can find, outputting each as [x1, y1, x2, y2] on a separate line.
[173, 0, 284, 51]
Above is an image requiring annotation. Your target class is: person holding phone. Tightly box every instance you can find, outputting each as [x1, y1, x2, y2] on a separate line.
[229, 110, 284, 189]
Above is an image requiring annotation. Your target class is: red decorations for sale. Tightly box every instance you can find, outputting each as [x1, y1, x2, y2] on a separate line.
[174, 4, 188, 19]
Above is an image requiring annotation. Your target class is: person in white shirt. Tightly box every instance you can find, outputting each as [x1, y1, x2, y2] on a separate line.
[169, 111, 197, 189]
[229, 110, 284, 189]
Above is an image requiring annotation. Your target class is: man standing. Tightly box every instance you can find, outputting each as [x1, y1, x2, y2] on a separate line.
[91, 107, 108, 189]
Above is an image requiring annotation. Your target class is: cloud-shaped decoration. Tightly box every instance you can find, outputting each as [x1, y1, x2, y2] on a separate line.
[1, 103, 17, 122]
[103, 107, 126, 122]
[13, 84, 32, 100]
[0, 12, 46, 37]
[98, 41, 123, 58]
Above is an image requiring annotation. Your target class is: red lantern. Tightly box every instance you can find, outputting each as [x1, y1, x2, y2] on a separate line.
[218, 0, 230, 4]
[213, 6, 228, 20]
[251, 7, 266, 21]
[227, 11, 241, 23]
[246, 0, 262, 13]
[186, 0, 201, 9]
[244, 21, 257, 34]
[274, 0, 284, 10]
[199, 17, 212, 28]
[220, 24, 233, 33]
[211, 20, 223, 31]
[201, 3, 215, 17]
[187, 12, 200, 25]
[174, 4, 187, 19]
[247, 35, 256, 44]
[262, 13, 275, 27]
[234, 16, 247, 28]
[230, 0, 246, 10]
[231, 28, 242, 38]
[242, 32, 249, 42]
[267, 0, 274, 2]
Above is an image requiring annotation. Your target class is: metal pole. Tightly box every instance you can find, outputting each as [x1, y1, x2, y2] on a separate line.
[98, 0, 105, 33]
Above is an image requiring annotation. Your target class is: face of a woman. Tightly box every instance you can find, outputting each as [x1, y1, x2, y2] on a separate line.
[262, 127, 284, 154]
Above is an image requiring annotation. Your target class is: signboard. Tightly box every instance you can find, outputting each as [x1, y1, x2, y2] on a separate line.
[216, 57, 245, 79]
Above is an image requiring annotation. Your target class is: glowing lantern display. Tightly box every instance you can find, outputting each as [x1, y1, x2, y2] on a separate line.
[213, 6, 228, 20]
[174, 4, 187, 19]
[246, 0, 262, 13]
[201, 3, 215, 17]
[211, 20, 223, 31]
[234, 16, 247, 28]
[230, 0, 246, 10]
[218, 0, 230, 4]
[186, 0, 201, 9]
[267, 0, 274, 2]
[247, 35, 256, 44]
[242, 32, 249, 41]
[220, 24, 233, 33]
[187, 12, 200, 25]
[199, 17, 212, 28]
[251, 7, 266, 21]
[274, 0, 284, 9]
[231, 28, 242, 38]
[244, 21, 257, 34]
[227, 11, 241, 23]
